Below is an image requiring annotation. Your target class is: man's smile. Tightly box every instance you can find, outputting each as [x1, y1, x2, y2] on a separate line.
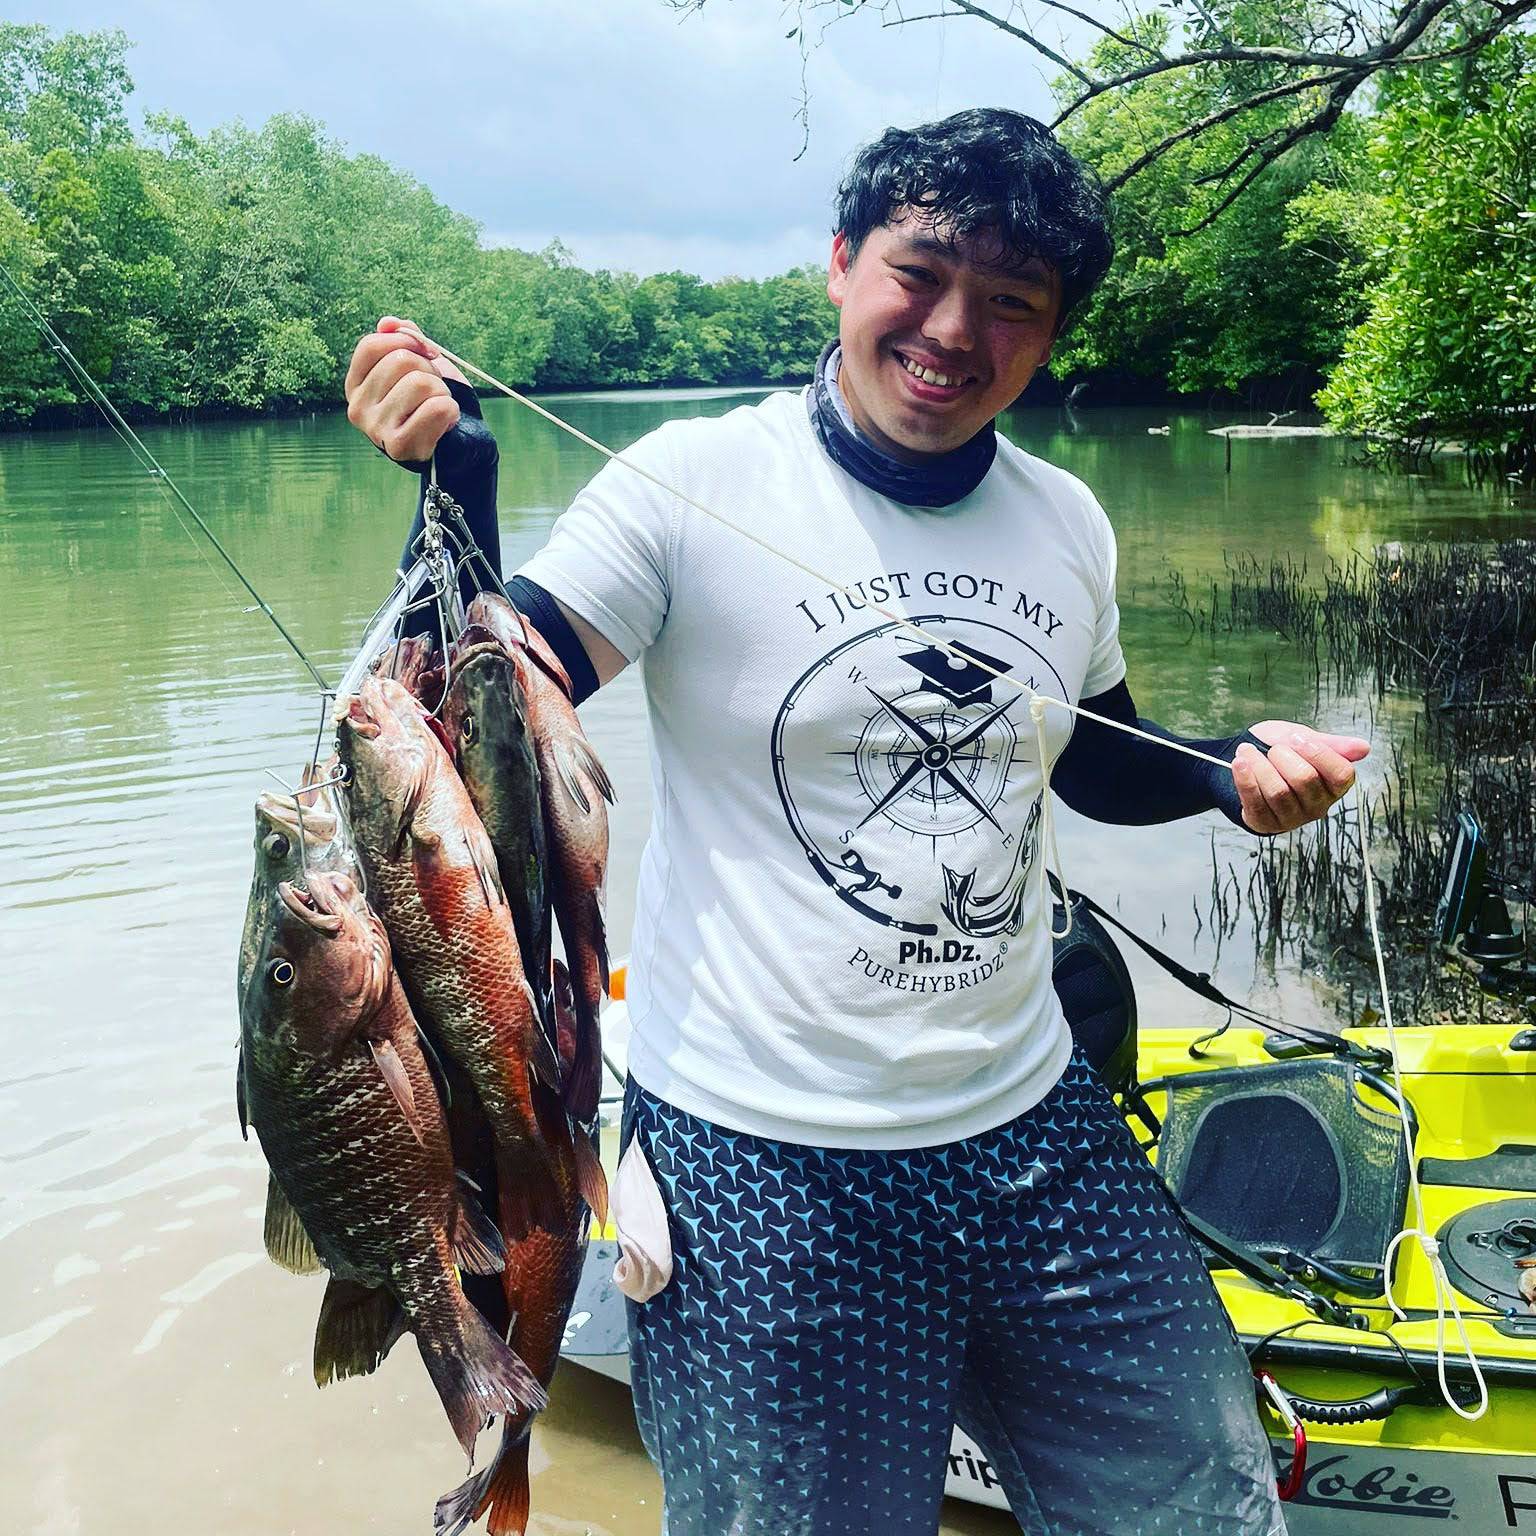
[892, 347, 976, 400]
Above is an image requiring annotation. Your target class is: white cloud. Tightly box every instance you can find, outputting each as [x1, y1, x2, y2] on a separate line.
[48, 0, 1085, 271]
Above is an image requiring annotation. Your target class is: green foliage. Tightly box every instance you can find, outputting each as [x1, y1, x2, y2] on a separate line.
[1051, 20, 1370, 396]
[0, 25, 835, 425]
[1317, 36, 1536, 470]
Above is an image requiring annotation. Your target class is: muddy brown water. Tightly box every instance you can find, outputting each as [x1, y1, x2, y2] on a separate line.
[1, 390, 1521, 1531]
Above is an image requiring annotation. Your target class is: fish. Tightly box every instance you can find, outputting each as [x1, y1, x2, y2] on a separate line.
[465, 593, 613, 1128]
[237, 770, 362, 1263]
[238, 869, 546, 1459]
[434, 965, 599, 1536]
[334, 674, 566, 1238]
[435, 639, 608, 1226]
[437, 636, 554, 1033]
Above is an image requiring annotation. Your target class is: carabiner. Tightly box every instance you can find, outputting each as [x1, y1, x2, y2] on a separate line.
[1257, 1371, 1308, 1502]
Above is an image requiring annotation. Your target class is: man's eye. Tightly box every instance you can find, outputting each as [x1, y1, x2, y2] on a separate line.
[995, 294, 1037, 311]
[896, 266, 936, 284]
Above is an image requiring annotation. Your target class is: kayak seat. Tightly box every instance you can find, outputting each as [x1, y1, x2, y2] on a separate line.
[1141, 1058, 1415, 1298]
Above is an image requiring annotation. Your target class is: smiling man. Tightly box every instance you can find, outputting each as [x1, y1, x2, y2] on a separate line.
[346, 109, 1365, 1535]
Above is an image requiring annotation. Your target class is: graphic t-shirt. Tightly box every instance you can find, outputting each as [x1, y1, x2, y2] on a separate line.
[517, 388, 1126, 1148]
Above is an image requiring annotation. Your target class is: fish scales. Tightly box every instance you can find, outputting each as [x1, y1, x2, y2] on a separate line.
[240, 871, 545, 1457]
[336, 676, 564, 1236]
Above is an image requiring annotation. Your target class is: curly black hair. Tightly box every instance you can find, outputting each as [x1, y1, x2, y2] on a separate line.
[834, 109, 1113, 331]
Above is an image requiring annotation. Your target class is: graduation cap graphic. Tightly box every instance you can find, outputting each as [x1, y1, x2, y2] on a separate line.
[897, 641, 1009, 706]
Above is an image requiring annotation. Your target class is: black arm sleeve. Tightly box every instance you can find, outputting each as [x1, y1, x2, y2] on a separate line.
[506, 575, 600, 705]
[385, 384, 603, 703]
[395, 378, 501, 627]
[1052, 679, 1268, 829]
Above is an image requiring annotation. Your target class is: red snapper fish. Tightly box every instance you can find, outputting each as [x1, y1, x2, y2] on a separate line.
[465, 592, 613, 1128]
[334, 675, 565, 1237]
[238, 869, 545, 1460]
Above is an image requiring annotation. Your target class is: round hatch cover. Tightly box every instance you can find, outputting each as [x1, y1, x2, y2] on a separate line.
[1438, 1197, 1536, 1309]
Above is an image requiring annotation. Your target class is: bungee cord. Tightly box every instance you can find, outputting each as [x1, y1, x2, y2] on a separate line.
[2, 256, 1489, 1417]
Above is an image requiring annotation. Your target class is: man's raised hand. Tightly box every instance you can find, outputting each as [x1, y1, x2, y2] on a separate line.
[343, 317, 468, 464]
[1232, 724, 1370, 835]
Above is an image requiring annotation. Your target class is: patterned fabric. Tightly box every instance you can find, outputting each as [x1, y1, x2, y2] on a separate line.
[622, 1053, 1286, 1536]
[806, 341, 998, 508]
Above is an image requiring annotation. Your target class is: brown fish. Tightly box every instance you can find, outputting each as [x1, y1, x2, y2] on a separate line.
[334, 674, 565, 1237]
[239, 870, 545, 1459]
[436, 639, 610, 1227]
[466, 593, 613, 1127]
[434, 965, 599, 1536]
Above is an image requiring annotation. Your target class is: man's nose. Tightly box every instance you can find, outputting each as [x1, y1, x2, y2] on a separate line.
[922, 286, 977, 355]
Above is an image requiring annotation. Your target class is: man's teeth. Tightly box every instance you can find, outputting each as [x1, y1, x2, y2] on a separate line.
[899, 354, 964, 388]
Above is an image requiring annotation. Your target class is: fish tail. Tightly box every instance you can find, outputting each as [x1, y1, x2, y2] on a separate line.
[418, 1298, 547, 1463]
[433, 1422, 532, 1536]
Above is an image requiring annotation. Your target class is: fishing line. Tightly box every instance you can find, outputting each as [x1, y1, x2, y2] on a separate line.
[0, 258, 332, 694]
[431, 335, 1491, 1417]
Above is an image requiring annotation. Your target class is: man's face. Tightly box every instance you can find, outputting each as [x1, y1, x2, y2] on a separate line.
[826, 210, 1062, 461]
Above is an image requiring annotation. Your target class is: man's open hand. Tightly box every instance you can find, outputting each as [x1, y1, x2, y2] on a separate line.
[343, 317, 468, 464]
[1232, 723, 1369, 835]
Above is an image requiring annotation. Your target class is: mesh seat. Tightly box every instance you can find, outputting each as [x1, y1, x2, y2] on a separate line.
[1144, 1057, 1414, 1295]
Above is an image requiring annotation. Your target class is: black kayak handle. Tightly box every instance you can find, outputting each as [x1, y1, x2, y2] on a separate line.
[1281, 1380, 1481, 1426]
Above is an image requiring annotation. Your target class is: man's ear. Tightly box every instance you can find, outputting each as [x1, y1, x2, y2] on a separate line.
[827, 231, 851, 309]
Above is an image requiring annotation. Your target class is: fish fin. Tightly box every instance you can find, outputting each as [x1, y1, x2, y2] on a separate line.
[572, 1131, 609, 1232]
[418, 1298, 547, 1463]
[525, 981, 563, 1095]
[551, 959, 578, 1080]
[570, 733, 615, 806]
[553, 955, 600, 1127]
[591, 894, 611, 994]
[264, 1172, 322, 1275]
[496, 1147, 566, 1244]
[313, 1278, 406, 1385]
[465, 824, 506, 910]
[552, 743, 591, 816]
[434, 1422, 533, 1536]
[367, 1038, 426, 1146]
[236, 1044, 250, 1140]
[453, 1176, 508, 1276]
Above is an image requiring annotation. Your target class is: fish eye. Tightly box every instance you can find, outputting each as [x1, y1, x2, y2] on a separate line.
[262, 831, 291, 859]
[269, 958, 296, 987]
[460, 713, 477, 745]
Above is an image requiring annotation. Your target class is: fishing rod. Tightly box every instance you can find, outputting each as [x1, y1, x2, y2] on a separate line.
[0, 258, 332, 695]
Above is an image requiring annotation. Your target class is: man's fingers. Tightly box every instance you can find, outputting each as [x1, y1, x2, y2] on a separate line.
[347, 348, 443, 439]
[378, 316, 441, 359]
[378, 379, 459, 462]
[1286, 734, 1357, 799]
[344, 331, 433, 400]
[1239, 743, 1302, 829]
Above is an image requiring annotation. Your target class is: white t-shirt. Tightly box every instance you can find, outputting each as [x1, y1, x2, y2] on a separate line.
[518, 388, 1126, 1148]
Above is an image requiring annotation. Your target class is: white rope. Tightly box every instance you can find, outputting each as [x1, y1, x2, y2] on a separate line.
[1360, 809, 1490, 1421]
[436, 339, 1491, 1416]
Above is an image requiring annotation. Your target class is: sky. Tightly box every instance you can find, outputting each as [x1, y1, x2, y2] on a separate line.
[40, 0, 1082, 278]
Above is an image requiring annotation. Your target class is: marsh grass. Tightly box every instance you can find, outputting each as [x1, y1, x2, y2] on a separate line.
[1169, 542, 1536, 1024]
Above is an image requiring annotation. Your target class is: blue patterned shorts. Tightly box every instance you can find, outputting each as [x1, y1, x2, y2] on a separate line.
[621, 1051, 1286, 1536]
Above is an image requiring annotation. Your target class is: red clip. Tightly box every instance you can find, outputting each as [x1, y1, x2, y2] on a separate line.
[1257, 1371, 1307, 1502]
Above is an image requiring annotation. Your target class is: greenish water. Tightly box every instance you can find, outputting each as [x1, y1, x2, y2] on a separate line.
[0, 391, 1524, 1531]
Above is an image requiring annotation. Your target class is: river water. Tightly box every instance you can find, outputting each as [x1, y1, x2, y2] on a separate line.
[0, 390, 1523, 1533]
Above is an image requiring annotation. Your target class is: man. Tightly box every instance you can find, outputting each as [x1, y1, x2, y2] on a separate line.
[346, 110, 1365, 1536]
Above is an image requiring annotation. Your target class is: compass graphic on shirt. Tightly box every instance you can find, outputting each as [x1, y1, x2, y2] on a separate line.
[770, 613, 1067, 937]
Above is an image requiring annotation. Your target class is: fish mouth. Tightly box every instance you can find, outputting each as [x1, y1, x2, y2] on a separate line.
[278, 878, 346, 934]
[335, 691, 383, 741]
[256, 791, 339, 847]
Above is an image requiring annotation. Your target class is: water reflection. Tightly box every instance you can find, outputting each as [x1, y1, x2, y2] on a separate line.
[0, 394, 1518, 1531]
